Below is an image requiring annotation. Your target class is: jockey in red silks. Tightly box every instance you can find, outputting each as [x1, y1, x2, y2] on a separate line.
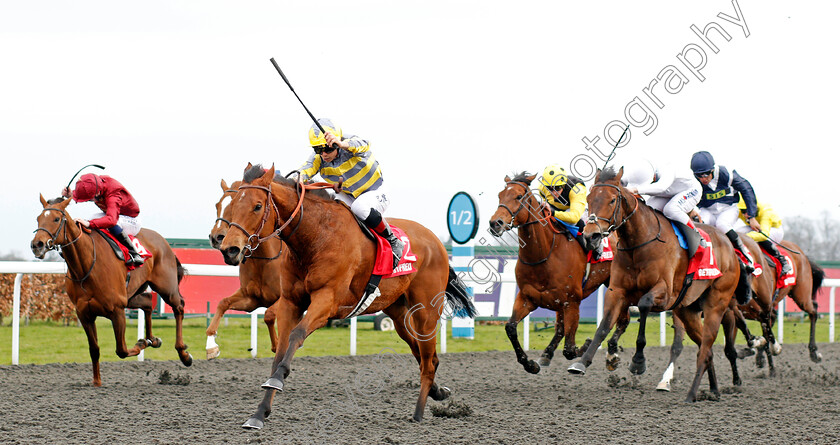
[61, 173, 145, 265]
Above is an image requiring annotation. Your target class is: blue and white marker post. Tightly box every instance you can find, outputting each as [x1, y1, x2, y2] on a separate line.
[447, 192, 479, 341]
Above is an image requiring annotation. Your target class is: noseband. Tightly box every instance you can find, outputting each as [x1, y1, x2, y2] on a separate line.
[34, 207, 82, 251]
[586, 183, 664, 251]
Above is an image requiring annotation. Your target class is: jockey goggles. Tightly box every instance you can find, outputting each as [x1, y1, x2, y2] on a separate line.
[312, 145, 338, 155]
[694, 170, 713, 179]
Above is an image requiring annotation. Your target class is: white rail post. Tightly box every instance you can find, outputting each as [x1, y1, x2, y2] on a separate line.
[660, 312, 666, 346]
[778, 297, 785, 344]
[350, 316, 357, 356]
[830, 287, 836, 343]
[440, 318, 447, 354]
[137, 309, 145, 362]
[251, 310, 259, 358]
[523, 314, 530, 351]
[12, 273, 22, 365]
[596, 285, 604, 327]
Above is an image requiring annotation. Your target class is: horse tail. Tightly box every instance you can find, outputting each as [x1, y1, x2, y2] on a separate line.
[176, 256, 187, 283]
[808, 257, 825, 302]
[445, 266, 478, 318]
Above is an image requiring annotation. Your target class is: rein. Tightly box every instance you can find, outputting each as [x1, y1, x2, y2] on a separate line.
[497, 181, 559, 265]
[35, 207, 96, 285]
[585, 183, 664, 251]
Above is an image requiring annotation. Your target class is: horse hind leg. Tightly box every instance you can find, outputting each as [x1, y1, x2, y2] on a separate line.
[657, 316, 685, 392]
[79, 314, 102, 387]
[721, 310, 741, 387]
[150, 282, 192, 367]
[606, 310, 631, 372]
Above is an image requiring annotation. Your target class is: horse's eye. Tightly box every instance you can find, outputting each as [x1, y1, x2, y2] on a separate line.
[610, 198, 616, 205]
[54, 217, 60, 223]
[253, 203, 262, 211]
[515, 195, 523, 200]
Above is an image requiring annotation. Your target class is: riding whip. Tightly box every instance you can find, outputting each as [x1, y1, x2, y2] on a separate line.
[759, 230, 802, 255]
[66, 164, 105, 190]
[269, 58, 337, 150]
[602, 124, 630, 170]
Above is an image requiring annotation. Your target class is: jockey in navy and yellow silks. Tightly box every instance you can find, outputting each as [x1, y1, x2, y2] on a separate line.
[298, 118, 403, 269]
[690, 150, 758, 273]
[734, 196, 792, 274]
[537, 164, 602, 259]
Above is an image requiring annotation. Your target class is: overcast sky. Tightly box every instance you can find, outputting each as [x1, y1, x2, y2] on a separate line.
[2, 1, 838, 258]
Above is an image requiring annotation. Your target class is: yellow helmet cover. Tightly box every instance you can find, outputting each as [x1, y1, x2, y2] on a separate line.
[540, 164, 568, 188]
[308, 118, 343, 147]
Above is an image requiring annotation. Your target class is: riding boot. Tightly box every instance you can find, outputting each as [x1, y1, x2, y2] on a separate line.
[364, 209, 404, 270]
[726, 229, 754, 274]
[685, 220, 708, 249]
[758, 239, 792, 275]
[115, 231, 145, 266]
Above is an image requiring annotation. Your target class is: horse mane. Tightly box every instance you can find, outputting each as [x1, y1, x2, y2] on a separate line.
[47, 197, 65, 205]
[242, 164, 332, 201]
[597, 166, 619, 182]
[511, 171, 534, 185]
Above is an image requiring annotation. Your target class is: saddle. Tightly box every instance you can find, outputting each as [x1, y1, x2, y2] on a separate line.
[95, 229, 150, 271]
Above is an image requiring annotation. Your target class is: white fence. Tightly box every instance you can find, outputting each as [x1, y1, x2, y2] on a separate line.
[2, 261, 839, 364]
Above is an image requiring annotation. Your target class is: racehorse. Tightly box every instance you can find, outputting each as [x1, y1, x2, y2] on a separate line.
[488, 172, 616, 373]
[567, 167, 740, 402]
[656, 237, 825, 390]
[218, 165, 476, 428]
[206, 177, 285, 358]
[30, 195, 193, 386]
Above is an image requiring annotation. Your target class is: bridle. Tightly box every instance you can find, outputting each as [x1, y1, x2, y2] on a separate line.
[34, 207, 95, 284]
[227, 179, 333, 257]
[496, 181, 561, 265]
[214, 189, 283, 260]
[585, 183, 664, 251]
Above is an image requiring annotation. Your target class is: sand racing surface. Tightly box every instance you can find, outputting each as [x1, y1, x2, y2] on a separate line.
[2, 342, 840, 444]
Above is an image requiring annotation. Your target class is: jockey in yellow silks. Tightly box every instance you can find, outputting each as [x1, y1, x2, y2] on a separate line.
[537, 164, 602, 259]
[298, 118, 403, 269]
[734, 196, 792, 274]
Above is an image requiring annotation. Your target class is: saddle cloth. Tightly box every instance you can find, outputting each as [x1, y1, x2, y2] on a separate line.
[372, 225, 417, 277]
[98, 230, 152, 271]
[762, 248, 796, 289]
[673, 227, 721, 280]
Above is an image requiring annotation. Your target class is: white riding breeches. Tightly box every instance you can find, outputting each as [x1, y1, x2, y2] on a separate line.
[645, 183, 701, 226]
[334, 185, 391, 220]
[734, 220, 784, 243]
[698, 202, 740, 234]
[91, 213, 142, 236]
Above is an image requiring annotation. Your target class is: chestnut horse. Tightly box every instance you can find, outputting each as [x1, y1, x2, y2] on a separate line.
[30, 195, 193, 386]
[488, 172, 616, 373]
[567, 167, 740, 402]
[205, 178, 285, 358]
[657, 237, 825, 389]
[219, 165, 476, 428]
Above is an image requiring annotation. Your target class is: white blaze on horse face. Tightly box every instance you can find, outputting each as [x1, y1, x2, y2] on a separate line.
[215, 195, 233, 228]
[44, 210, 51, 217]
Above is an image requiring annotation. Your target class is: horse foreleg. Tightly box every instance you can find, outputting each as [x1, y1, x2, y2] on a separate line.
[537, 312, 564, 367]
[629, 288, 661, 376]
[154, 282, 193, 367]
[561, 300, 587, 360]
[568, 289, 626, 375]
[505, 292, 540, 374]
[242, 298, 317, 430]
[264, 304, 279, 354]
[808, 310, 822, 362]
[657, 315, 685, 392]
[606, 310, 631, 372]
[79, 313, 102, 387]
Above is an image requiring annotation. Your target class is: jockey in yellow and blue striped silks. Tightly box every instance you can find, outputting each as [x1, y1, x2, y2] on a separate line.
[298, 118, 403, 269]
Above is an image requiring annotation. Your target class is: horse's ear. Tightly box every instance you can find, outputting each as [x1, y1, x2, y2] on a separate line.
[220, 179, 229, 190]
[504, 175, 511, 183]
[616, 166, 624, 182]
[594, 168, 602, 182]
[59, 197, 72, 209]
[39, 193, 48, 208]
[525, 174, 536, 184]
[263, 164, 276, 182]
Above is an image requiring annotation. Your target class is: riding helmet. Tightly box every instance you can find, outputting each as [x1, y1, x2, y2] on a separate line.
[308, 118, 343, 147]
[690, 151, 715, 174]
[539, 164, 568, 188]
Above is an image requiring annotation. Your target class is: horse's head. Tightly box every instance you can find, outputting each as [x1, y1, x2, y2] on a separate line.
[219, 164, 278, 265]
[489, 173, 539, 236]
[582, 166, 628, 250]
[208, 178, 242, 250]
[31, 194, 74, 259]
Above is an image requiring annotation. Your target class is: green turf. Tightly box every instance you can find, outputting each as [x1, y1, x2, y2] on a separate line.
[1, 314, 837, 365]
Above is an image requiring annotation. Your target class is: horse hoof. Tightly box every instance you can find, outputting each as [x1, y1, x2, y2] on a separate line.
[182, 353, 193, 367]
[525, 360, 541, 374]
[629, 361, 646, 376]
[605, 355, 621, 372]
[150, 337, 163, 348]
[811, 351, 823, 363]
[567, 362, 586, 375]
[537, 356, 552, 367]
[242, 418, 264, 430]
[770, 344, 782, 356]
[262, 377, 284, 391]
[751, 336, 767, 348]
[656, 381, 671, 392]
[206, 346, 220, 360]
[433, 386, 451, 401]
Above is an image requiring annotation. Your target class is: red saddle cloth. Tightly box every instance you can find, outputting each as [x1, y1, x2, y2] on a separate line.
[734, 247, 763, 278]
[761, 248, 796, 289]
[100, 231, 152, 271]
[687, 229, 722, 280]
[372, 226, 417, 278]
[586, 237, 614, 264]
